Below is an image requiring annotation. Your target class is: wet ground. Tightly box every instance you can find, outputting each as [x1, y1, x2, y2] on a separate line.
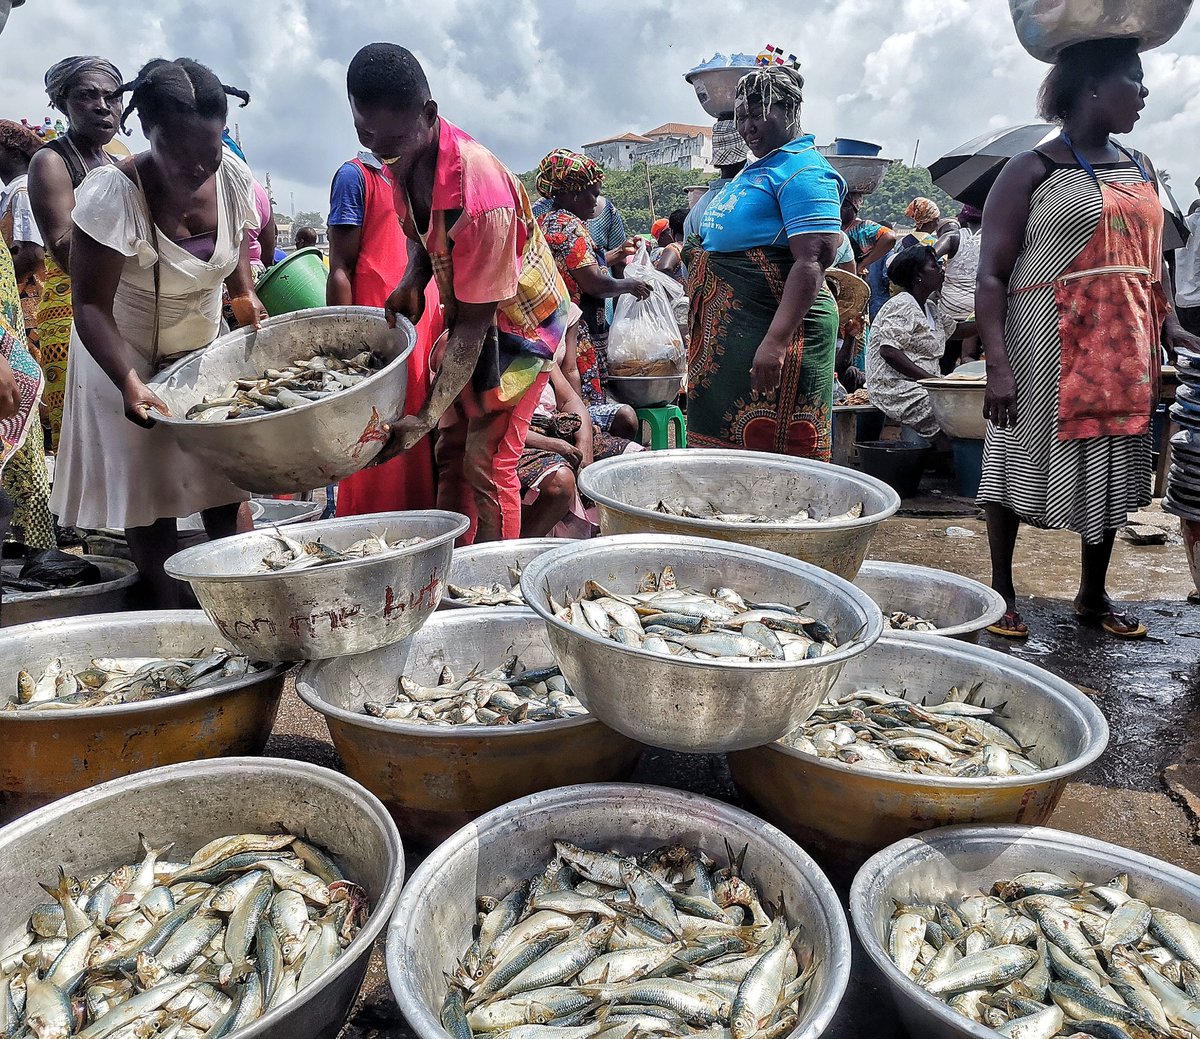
[261, 506, 1200, 1038]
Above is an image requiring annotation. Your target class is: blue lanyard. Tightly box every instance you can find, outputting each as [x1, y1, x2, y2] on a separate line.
[1061, 132, 1151, 185]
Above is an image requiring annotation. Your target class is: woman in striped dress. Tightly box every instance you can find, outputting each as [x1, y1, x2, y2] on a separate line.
[977, 38, 1200, 640]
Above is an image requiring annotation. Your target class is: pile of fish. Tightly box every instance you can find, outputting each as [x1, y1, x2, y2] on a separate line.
[5, 650, 264, 712]
[652, 501, 864, 526]
[1, 832, 368, 1038]
[447, 565, 526, 607]
[258, 529, 424, 573]
[185, 348, 378, 421]
[884, 611, 938, 632]
[886, 869, 1200, 1038]
[364, 657, 586, 727]
[554, 566, 843, 663]
[780, 684, 1045, 778]
[444, 840, 817, 1039]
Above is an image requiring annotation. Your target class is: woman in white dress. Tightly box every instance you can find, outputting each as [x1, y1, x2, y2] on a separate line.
[50, 58, 267, 606]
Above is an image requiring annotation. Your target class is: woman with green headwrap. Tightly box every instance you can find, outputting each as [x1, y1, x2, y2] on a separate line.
[688, 63, 845, 458]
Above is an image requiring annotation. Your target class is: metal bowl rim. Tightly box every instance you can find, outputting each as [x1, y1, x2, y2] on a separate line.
[149, 307, 415, 427]
[295, 606, 602, 739]
[520, 533, 885, 672]
[387, 781, 852, 1039]
[164, 510, 469, 584]
[577, 449, 902, 533]
[848, 823, 1200, 1039]
[2, 555, 139, 604]
[755, 630, 1109, 788]
[684, 63, 756, 84]
[0, 755, 405, 1038]
[854, 560, 1007, 639]
[442, 538, 573, 609]
[0, 610, 290, 721]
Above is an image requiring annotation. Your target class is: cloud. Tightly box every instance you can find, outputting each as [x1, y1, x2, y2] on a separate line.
[2, 0, 1199, 216]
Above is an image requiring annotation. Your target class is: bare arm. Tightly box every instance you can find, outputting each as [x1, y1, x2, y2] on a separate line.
[549, 361, 594, 467]
[752, 232, 840, 394]
[935, 230, 960, 261]
[27, 148, 76, 272]
[385, 238, 434, 328]
[224, 233, 267, 328]
[561, 321, 584, 398]
[571, 261, 650, 301]
[259, 214, 277, 269]
[879, 343, 932, 382]
[326, 224, 362, 307]
[858, 228, 896, 272]
[977, 151, 1042, 428]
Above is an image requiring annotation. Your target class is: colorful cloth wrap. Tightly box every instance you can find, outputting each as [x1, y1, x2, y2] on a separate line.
[536, 149, 603, 199]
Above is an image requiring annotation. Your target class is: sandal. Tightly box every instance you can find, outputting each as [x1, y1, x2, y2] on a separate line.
[987, 610, 1029, 639]
[1074, 606, 1147, 640]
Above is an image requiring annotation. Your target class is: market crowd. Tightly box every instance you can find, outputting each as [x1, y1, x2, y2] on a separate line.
[0, 18, 1194, 640]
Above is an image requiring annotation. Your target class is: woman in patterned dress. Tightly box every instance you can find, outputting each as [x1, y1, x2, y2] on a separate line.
[534, 149, 649, 441]
[977, 38, 1200, 640]
[27, 56, 124, 453]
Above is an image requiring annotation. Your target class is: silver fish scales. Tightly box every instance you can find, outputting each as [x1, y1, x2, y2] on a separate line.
[652, 501, 864, 526]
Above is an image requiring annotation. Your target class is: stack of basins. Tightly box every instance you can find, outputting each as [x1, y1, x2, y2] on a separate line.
[1163, 348, 1200, 592]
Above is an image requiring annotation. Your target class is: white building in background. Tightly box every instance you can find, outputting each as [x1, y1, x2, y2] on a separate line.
[582, 123, 713, 172]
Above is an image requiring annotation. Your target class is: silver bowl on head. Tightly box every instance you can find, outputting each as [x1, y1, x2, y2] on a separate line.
[853, 561, 1007, 642]
[0, 610, 288, 823]
[1, 555, 138, 626]
[387, 782, 852, 1039]
[728, 632, 1109, 865]
[607, 375, 684, 408]
[149, 306, 414, 494]
[440, 538, 571, 610]
[577, 449, 900, 580]
[296, 607, 643, 847]
[0, 756, 404, 1039]
[824, 155, 894, 196]
[520, 534, 883, 754]
[165, 510, 469, 661]
[684, 64, 756, 118]
[850, 823, 1199, 1039]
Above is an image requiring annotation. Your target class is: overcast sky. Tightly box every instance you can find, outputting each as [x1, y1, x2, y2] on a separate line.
[2, 0, 1199, 219]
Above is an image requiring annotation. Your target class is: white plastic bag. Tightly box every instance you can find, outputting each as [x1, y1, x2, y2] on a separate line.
[607, 242, 686, 378]
[1008, 0, 1193, 63]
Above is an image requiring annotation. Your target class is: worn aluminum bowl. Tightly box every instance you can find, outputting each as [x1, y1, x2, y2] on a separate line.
[440, 538, 571, 610]
[853, 561, 1006, 642]
[165, 510, 469, 661]
[919, 376, 987, 440]
[851, 824, 1200, 1039]
[0, 757, 403, 1039]
[296, 608, 643, 847]
[1009, 0, 1194, 63]
[150, 306, 414, 494]
[1, 556, 138, 626]
[684, 64, 755, 118]
[825, 155, 894, 196]
[607, 375, 684, 408]
[388, 782, 851, 1039]
[728, 632, 1108, 865]
[0, 611, 287, 823]
[520, 535, 883, 753]
[577, 449, 900, 579]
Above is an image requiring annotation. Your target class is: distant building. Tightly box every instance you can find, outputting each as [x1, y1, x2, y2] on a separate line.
[582, 123, 713, 172]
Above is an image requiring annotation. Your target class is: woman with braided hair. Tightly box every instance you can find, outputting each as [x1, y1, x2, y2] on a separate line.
[688, 62, 845, 458]
[49, 57, 266, 607]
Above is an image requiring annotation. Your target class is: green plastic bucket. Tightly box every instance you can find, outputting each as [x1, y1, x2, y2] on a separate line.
[255, 247, 328, 316]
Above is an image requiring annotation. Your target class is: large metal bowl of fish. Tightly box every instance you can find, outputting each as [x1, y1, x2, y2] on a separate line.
[850, 823, 1200, 1039]
[1, 555, 139, 627]
[165, 510, 469, 661]
[0, 756, 403, 1039]
[149, 306, 414, 494]
[577, 449, 900, 580]
[388, 782, 852, 1039]
[0, 610, 288, 823]
[519, 534, 883, 754]
[727, 632, 1108, 865]
[296, 607, 643, 847]
[440, 538, 572, 610]
[853, 561, 1007, 643]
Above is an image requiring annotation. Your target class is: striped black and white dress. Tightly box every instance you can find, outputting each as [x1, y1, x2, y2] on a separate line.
[976, 156, 1153, 545]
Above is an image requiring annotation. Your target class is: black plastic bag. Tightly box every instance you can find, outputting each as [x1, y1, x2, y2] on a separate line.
[18, 549, 103, 590]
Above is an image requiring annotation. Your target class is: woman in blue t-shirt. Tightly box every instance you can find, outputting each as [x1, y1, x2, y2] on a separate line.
[686, 64, 845, 458]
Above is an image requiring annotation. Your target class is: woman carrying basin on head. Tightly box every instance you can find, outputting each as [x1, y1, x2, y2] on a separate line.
[49, 58, 266, 608]
[688, 61, 845, 458]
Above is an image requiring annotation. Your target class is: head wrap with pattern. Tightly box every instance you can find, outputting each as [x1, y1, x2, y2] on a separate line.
[45, 56, 123, 108]
[905, 197, 942, 226]
[536, 148, 603, 199]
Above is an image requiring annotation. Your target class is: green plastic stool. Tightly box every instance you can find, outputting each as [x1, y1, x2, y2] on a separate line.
[636, 405, 686, 450]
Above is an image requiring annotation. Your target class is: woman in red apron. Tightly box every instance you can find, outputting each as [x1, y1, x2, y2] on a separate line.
[328, 153, 441, 516]
[976, 38, 1200, 640]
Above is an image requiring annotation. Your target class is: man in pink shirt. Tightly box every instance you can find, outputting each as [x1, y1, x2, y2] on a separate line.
[347, 43, 569, 543]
